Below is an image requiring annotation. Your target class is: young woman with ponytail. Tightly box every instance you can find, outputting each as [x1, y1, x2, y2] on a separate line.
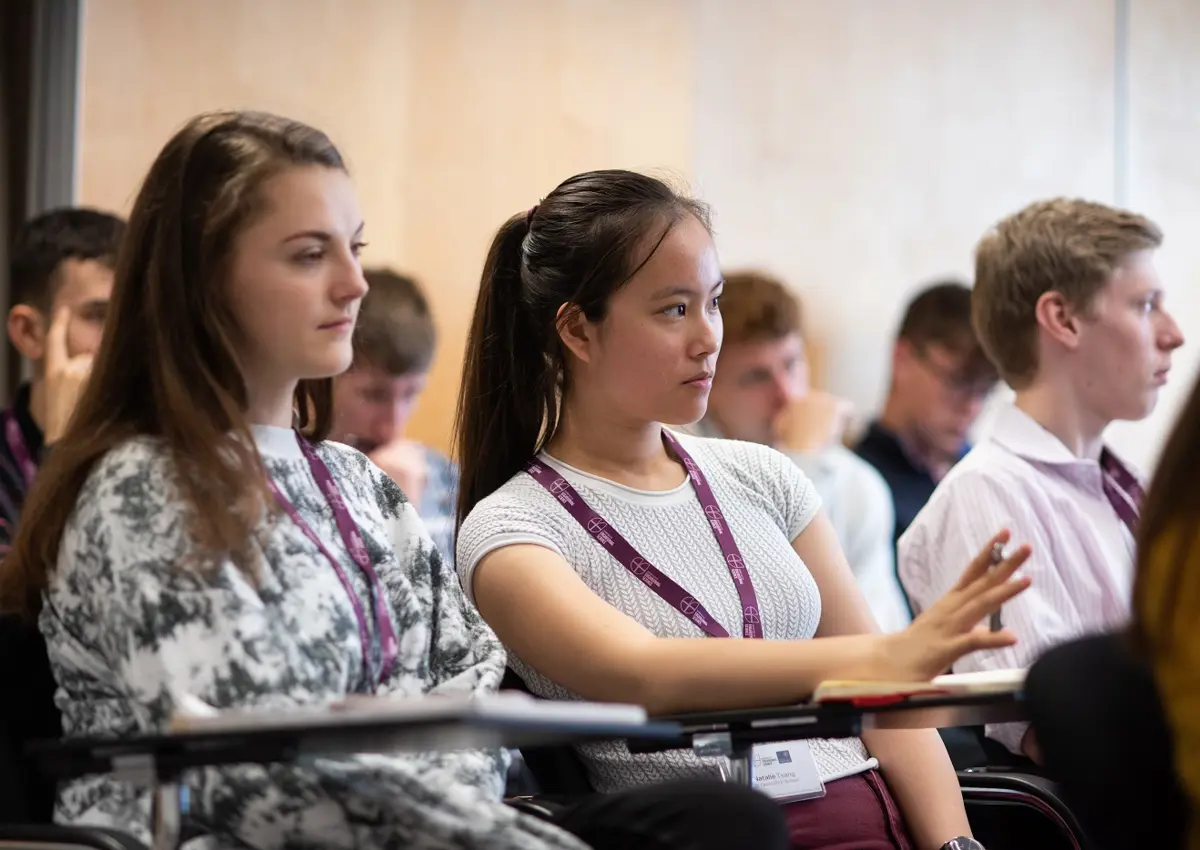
[456, 170, 1030, 850]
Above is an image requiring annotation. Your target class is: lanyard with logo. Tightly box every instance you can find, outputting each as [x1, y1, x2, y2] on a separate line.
[269, 433, 399, 691]
[525, 429, 761, 639]
[527, 430, 826, 799]
[1099, 448, 1144, 535]
[2, 409, 37, 488]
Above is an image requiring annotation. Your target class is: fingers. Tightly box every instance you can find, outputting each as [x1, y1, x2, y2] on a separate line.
[953, 625, 1020, 655]
[952, 529, 1014, 590]
[44, 306, 72, 373]
[958, 574, 1032, 627]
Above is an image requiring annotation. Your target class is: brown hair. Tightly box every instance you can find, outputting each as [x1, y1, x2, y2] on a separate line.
[353, 268, 436, 376]
[454, 170, 710, 529]
[0, 111, 346, 618]
[9, 207, 126, 311]
[719, 270, 803, 346]
[973, 198, 1162, 388]
[1133, 369, 1200, 656]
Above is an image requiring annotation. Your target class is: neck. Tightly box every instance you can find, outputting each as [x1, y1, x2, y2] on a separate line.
[27, 379, 47, 433]
[546, 395, 680, 488]
[1014, 380, 1108, 460]
[878, 393, 955, 479]
[246, 378, 299, 429]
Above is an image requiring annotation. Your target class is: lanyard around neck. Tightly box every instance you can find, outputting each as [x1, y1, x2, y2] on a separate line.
[525, 430, 761, 639]
[269, 434, 399, 690]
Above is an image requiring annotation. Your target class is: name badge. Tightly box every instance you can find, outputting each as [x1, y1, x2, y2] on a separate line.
[751, 740, 826, 802]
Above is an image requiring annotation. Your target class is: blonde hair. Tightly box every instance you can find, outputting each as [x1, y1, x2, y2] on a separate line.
[973, 198, 1162, 388]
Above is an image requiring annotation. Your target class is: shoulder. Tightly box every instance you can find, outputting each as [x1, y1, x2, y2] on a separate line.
[75, 437, 179, 516]
[673, 431, 805, 487]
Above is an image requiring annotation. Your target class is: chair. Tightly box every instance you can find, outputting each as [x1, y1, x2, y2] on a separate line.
[502, 668, 1091, 850]
[1026, 632, 1187, 850]
[0, 613, 147, 849]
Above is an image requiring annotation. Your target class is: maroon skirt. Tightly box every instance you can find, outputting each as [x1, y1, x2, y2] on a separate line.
[781, 769, 914, 850]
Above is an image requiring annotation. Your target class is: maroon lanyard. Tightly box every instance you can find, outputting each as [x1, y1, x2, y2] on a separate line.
[269, 433, 399, 690]
[1099, 448, 1144, 535]
[525, 430, 762, 639]
[3, 409, 36, 488]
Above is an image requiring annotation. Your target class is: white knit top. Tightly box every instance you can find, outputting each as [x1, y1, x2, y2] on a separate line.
[458, 432, 874, 792]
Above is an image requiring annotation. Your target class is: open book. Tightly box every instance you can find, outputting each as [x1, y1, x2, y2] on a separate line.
[812, 669, 1026, 706]
[168, 690, 648, 735]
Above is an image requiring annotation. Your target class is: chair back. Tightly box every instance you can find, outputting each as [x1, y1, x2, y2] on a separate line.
[0, 614, 62, 824]
[1026, 632, 1187, 850]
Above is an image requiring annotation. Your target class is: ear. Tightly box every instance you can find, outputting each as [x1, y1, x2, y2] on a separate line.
[555, 302, 596, 365]
[1033, 290, 1082, 351]
[7, 305, 47, 362]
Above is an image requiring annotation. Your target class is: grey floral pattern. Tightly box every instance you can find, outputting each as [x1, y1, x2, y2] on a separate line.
[417, 446, 459, 568]
[40, 425, 588, 850]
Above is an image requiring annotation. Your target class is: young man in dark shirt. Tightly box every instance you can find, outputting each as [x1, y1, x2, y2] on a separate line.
[1, 208, 124, 552]
[854, 281, 998, 548]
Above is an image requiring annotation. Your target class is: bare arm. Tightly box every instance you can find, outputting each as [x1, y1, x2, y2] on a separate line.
[796, 513, 972, 848]
[471, 518, 1029, 717]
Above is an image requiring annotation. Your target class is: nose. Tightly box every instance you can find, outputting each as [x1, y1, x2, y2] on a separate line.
[1158, 308, 1185, 351]
[335, 254, 369, 303]
[691, 309, 721, 360]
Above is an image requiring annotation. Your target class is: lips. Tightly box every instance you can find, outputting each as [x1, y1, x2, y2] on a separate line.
[684, 371, 713, 384]
[319, 318, 353, 330]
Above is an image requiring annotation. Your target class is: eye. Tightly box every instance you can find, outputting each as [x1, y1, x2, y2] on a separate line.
[294, 247, 325, 266]
[662, 304, 686, 318]
[351, 240, 369, 257]
[709, 294, 722, 312]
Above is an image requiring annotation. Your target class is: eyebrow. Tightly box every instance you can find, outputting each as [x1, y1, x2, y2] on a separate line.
[282, 222, 366, 244]
[648, 279, 725, 301]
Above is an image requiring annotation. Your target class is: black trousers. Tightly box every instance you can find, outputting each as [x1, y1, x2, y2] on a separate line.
[546, 780, 789, 850]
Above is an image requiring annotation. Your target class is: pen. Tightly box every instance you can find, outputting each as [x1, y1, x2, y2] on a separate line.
[989, 541, 1004, 632]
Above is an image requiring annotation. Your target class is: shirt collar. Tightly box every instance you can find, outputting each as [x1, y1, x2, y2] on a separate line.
[989, 402, 1130, 472]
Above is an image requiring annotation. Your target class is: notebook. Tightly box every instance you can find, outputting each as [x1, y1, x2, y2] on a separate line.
[168, 690, 648, 735]
[811, 669, 1026, 706]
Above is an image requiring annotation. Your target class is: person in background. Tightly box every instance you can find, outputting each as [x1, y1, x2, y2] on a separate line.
[900, 198, 1184, 763]
[0, 110, 790, 850]
[1134, 370, 1200, 850]
[455, 168, 1031, 850]
[331, 268, 457, 562]
[854, 282, 998, 549]
[1, 208, 124, 551]
[694, 270, 910, 632]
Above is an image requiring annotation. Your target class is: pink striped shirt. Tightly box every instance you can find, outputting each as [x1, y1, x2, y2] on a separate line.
[898, 403, 1138, 753]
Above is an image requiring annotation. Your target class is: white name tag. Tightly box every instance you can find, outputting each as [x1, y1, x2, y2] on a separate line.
[751, 740, 826, 802]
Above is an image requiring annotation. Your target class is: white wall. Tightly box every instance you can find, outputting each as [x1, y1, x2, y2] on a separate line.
[77, 0, 1200, 466]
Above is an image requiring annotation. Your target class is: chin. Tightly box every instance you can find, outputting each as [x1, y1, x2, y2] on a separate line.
[304, 352, 355, 380]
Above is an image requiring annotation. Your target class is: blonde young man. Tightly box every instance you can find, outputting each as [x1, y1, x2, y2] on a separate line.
[900, 199, 1185, 762]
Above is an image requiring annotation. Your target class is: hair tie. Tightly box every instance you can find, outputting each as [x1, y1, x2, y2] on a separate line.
[525, 204, 539, 227]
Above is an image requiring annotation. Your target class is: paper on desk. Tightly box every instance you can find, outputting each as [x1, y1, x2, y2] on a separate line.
[811, 668, 1026, 704]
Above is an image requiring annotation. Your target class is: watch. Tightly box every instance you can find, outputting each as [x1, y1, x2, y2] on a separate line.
[940, 839, 986, 850]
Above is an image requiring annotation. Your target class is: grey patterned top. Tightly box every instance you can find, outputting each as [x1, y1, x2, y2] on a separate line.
[41, 425, 588, 850]
[458, 433, 874, 793]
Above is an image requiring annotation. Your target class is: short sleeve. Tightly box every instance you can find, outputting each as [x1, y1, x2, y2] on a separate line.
[456, 481, 573, 607]
[689, 437, 822, 543]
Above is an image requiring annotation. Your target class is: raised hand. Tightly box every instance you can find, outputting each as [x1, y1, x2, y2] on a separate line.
[42, 307, 95, 445]
[884, 530, 1032, 682]
[775, 390, 855, 453]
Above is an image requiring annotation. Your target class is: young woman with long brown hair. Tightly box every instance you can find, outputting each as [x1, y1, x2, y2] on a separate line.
[0, 113, 788, 850]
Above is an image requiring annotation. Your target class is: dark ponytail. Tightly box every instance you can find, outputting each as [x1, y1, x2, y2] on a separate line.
[453, 170, 711, 529]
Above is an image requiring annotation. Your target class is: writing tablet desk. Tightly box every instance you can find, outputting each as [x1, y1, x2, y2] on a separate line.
[631, 688, 1027, 784]
[27, 700, 682, 850]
